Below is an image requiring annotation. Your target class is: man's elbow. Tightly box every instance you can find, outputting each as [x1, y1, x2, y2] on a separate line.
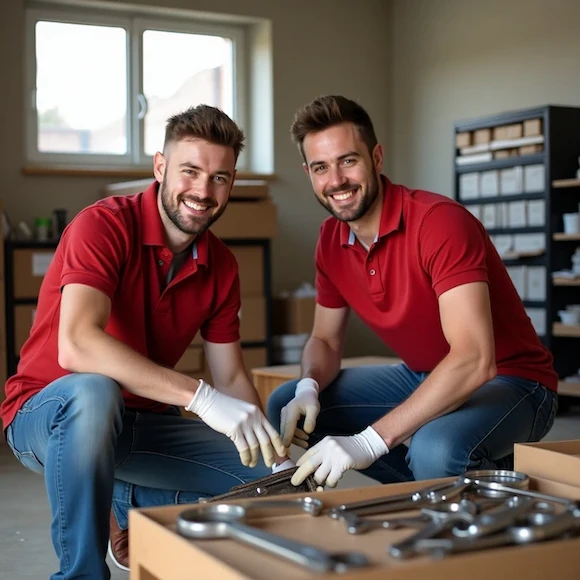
[57, 336, 84, 371]
[474, 355, 497, 386]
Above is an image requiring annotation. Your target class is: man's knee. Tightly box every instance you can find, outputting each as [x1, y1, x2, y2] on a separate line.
[59, 374, 124, 437]
[265, 379, 299, 431]
[407, 431, 461, 479]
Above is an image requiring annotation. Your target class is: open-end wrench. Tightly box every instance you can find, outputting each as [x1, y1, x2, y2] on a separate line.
[177, 503, 371, 573]
[343, 498, 478, 535]
[328, 478, 469, 520]
[413, 504, 580, 558]
[388, 510, 474, 560]
[452, 496, 536, 538]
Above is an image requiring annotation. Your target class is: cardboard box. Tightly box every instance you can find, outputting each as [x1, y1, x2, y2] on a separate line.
[239, 296, 266, 342]
[523, 164, 545, 193]
[479, 170, 499, 197]
[242, 347, 267, 373]
[515, 440, 580, 488]
[523, 118, 543, 137]
[505, 123, 523, 139]
[13, 249, 54, 298]
[455, 131, 472, 148]
[526, 266, 547, 301]
[519, 144, 543, 156]
[508, 201, 527, 228]
[174, 346, 204, 374]
[458, 173, 479, 200]
[492, 126, 509, 141]
[230, 246, 264, 296]
[272, 296, 316, 335]
[481, 204, 498, 229]
[211, 201, 277, 239]
[14, 305, 36, 353]
[129, 474, 580, 580]
[499, 167, 523, 195]
[473, 128, 492, 144]
[527, 200, 546, 227]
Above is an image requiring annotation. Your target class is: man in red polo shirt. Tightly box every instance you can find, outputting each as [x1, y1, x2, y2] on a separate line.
[267, 95, 558, 489]
[1, 105, 286, 579]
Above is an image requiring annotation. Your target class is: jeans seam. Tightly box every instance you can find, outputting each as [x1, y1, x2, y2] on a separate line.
[529, 385, 548, 440]
[114, 413, 139, 469]
[463, 383, 540, 473]
[128, 451, 248, 485]
[56, 414, 70, 573]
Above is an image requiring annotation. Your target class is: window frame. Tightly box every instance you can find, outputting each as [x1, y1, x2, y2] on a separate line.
[25, 6, 248, 170]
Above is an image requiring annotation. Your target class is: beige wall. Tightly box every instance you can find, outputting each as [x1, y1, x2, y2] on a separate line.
[0, 0, 392, 356]
[390, 0, 580, 196]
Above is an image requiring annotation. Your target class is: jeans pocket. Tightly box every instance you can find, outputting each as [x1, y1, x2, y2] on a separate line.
[5, 424, 44, 474]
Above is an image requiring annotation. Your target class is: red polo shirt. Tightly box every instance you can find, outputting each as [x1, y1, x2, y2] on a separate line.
[1, 182, 241, 430]
[315, 177, 558, 391]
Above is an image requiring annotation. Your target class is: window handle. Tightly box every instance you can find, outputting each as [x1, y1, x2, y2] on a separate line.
[137, 93, 148, 120]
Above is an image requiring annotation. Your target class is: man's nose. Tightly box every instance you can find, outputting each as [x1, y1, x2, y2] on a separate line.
[327, 166, 348, 190]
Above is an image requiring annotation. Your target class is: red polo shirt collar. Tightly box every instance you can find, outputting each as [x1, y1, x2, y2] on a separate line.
[140, 181, 209, 266]
[340, 176, 403, 247]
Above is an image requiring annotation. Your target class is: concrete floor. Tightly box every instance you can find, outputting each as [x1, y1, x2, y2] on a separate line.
[1, 406, 579, 579]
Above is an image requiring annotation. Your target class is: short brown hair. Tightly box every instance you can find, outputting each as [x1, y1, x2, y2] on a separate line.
[290, 95, 378, 159]
[164, 105, 245, 160]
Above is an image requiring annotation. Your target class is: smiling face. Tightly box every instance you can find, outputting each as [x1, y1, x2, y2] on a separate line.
[154, 138, 236, 242]
[302, 123, 383, 223]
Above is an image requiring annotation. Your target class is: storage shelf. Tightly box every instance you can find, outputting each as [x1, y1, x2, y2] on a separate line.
[553, 278, 580, 286]
[558, 380, 580, 398]
[553, 323, 580, 337]
[553, 233, 580, 241]
[552, 178, 580, 189]
[501, 250, 545, 260]
[486, 226, 544, 236]
[461, 191, 545, 205]
[455, 153, 544, 174]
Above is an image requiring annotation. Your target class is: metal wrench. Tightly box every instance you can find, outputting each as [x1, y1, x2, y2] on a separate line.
[177, 503, 370, 573]
[414, 503, 580, 558]
[328, 478, 470, 520]
[388, 510, 474, 560]
[344, 498, 478, 535]
[452, 496, 536, 538]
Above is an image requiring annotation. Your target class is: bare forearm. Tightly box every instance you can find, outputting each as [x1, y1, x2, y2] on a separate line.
[300, 336, 342, 391]
[372, 353, 496, 449]
[59, 328, 198, 407]
[214, 372, 263, 410]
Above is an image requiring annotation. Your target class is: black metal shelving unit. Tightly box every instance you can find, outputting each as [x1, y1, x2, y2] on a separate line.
[453, 105, 580, 395]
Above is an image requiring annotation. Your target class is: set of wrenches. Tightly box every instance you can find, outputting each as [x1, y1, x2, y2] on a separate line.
[175, 469, 580, 574]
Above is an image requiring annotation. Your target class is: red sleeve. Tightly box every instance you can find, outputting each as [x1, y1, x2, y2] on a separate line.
[315, 236, 348, 308]
[60, 206, 127, 298]
[419, 203, 489, 297]
[200, 256, 241, 343]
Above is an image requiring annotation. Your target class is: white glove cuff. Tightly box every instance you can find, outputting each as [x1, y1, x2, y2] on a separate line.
[358, 426, 390, 459]
[295, 377, 319, 396]
[185, 379, 215, 414]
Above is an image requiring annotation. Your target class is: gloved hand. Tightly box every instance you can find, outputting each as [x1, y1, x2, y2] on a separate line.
[280, 378, 320, 448]
[186, 380, 287, 468]
[291, 426, 389, 488]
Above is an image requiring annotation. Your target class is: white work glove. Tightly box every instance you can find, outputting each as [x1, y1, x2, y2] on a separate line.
[186, 380, 286, 468]
[291, 426, 389, 488]
[280, 378, 320, 448]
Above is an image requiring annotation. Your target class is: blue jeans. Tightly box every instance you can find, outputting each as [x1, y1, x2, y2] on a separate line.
[5, 373, 270, 580]
[267, 363, 558, 483]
